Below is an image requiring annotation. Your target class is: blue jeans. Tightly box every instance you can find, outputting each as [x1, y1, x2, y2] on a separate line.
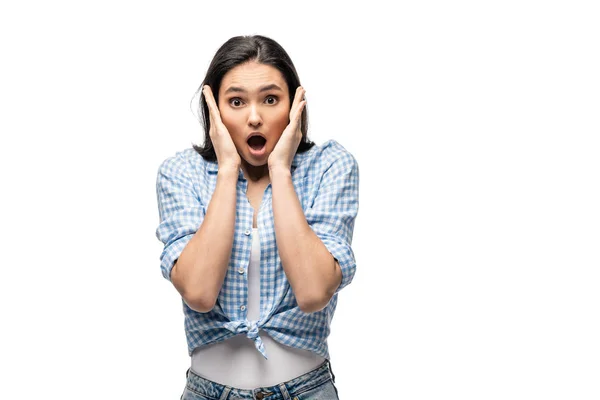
[180, 359, 340, 400]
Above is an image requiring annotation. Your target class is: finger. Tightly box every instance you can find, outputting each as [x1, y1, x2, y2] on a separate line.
[295, 100, 306, 132]
[202, 85, 216, 125]
[286, 100, 306, 134]
[290, 86, 306, 119]
[293, 100, 306, 123]
[202, 85, 217, 116]
[202, 85, 223, 127]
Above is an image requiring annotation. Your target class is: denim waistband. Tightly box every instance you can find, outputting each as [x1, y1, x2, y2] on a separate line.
[183, 359, 336, 400]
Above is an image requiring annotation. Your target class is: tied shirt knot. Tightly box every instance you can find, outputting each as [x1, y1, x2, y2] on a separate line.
[223, 320, 268, 359]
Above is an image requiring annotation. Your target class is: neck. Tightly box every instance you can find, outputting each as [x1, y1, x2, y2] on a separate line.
[241, 160, 270, 182]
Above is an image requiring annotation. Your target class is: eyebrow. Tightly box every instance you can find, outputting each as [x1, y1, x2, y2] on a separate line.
[223, 84, 283, 95]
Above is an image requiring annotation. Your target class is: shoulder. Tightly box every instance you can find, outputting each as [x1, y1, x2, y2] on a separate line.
[321, 139, 357, 163]
[157, 147, 208, 178]
[307, 139, 358, 171]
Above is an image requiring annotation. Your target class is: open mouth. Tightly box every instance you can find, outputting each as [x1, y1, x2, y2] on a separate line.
[247, 135, 267, 152]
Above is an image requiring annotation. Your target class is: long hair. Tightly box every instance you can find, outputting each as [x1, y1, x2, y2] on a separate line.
[191, 35, 315, 161]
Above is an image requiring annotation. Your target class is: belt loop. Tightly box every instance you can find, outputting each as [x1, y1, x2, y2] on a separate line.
[327, 359, 336, 383]
[328, 359, 339, 398]
[185, 367, 190, 378]
[279, 383, 292, 400]
[219, 386, 231, 400]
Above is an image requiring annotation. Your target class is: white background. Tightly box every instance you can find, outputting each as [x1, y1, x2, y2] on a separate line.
[1, 1, 599, 399]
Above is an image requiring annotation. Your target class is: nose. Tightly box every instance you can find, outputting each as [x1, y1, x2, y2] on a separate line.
[247, 104, 263, 127]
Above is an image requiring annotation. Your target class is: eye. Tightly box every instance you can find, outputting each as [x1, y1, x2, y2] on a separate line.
[229, 98, 244, 107]
[265, 95, 278, 105]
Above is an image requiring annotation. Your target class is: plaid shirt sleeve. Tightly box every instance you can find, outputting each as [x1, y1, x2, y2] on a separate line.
[155, 154, 205, 282]
[304, 150, 360, 294]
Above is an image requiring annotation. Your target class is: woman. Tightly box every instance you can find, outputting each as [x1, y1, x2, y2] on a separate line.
[156, 35, 359, 400]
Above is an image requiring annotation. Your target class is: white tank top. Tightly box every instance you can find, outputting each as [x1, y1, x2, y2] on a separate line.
[190, 228, 325, 389]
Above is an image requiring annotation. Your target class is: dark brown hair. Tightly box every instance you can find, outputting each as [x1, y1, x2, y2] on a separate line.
[191, 35, 315, 161]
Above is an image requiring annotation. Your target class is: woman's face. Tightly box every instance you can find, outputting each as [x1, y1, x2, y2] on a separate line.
[218, 61, 291, 167]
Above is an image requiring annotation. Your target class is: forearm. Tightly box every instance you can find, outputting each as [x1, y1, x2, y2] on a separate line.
[172, 168, 238, 312]
[270, 167, 341, 312]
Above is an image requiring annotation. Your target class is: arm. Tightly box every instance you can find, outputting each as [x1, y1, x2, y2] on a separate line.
[172, 168, 238, 312]
[271, 167, 343, 314]
[267, 87, 359, 313]
[156, 157, 239, 313]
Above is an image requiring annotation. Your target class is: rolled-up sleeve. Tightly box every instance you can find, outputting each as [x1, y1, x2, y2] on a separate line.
[155, 155, 205, 282]
[304, 151, 359, 294]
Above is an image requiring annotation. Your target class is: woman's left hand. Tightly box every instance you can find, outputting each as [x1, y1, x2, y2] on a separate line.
[268, 86, 307, 172]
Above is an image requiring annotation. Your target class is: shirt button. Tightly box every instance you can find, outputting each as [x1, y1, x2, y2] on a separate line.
[244, 229, 251, 235]
[240, 305, 246, 311]
[238, 267, 245, 274]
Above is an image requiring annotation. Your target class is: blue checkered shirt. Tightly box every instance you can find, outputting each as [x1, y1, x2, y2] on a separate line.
[155, 139, 359, 360]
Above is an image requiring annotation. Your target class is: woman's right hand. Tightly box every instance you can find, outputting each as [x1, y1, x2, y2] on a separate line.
[202, 85, 241, 171]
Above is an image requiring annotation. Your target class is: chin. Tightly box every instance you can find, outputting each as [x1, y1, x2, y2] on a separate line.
[243, 155, 269, 166]
[244, 147, 271, 164]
